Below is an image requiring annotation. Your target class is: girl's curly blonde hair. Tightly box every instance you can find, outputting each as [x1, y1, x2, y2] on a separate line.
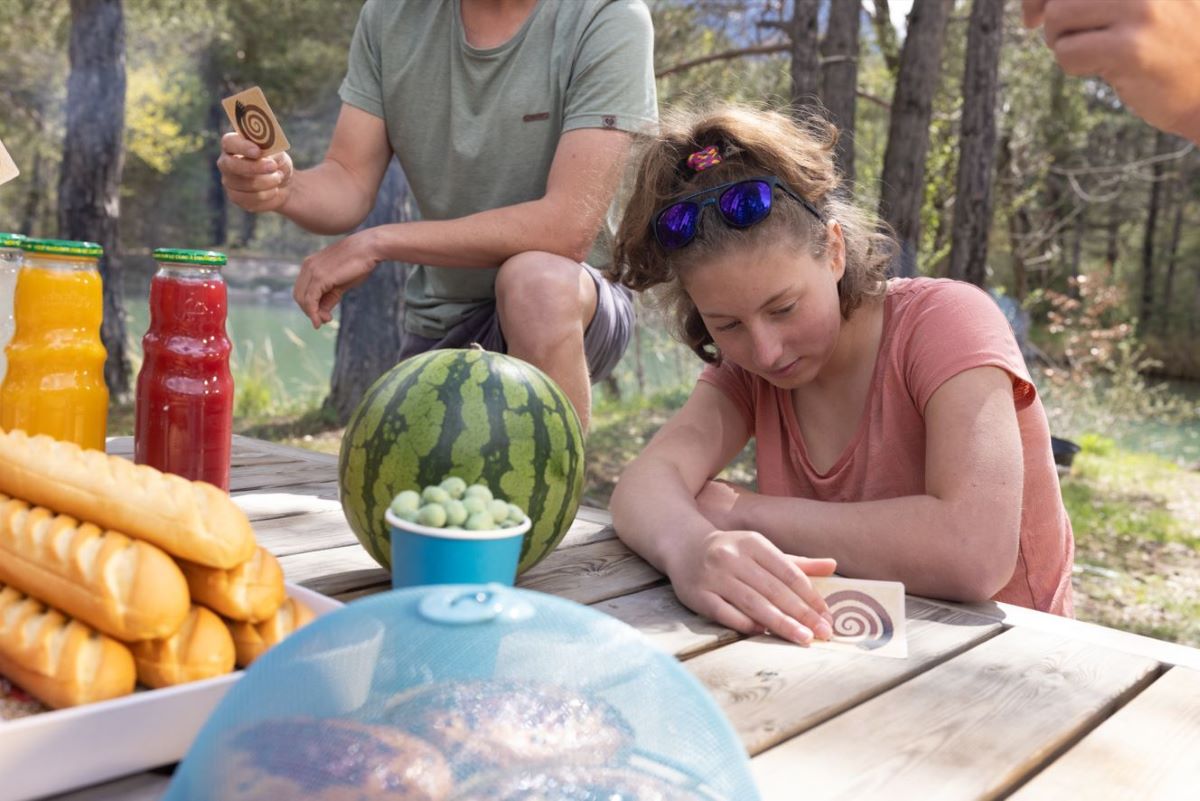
[609, 104, 897, 363]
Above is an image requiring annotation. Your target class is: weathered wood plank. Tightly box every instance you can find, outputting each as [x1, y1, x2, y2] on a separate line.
[925, 597, 1200, 671]
[232, 491, 343, 522]
[516, 538, 664, 605]
[691, 599, 1002, 757]
[1008, 666, 1200, 801]
[751, 627, 1160, 801]
[594, 584, 740, 660]
[280, 537, 665, 607]
[233, 435, 338, 465]
[557, 517, 616, 549]
[228, 461, 336, 492]
[252, 509, 358, 556]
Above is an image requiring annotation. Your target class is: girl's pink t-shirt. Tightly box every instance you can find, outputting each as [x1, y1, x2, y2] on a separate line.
[699, 277, 1075, 616]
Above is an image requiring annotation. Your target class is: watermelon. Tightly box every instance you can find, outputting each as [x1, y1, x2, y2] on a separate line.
[338, 348, 586, 575]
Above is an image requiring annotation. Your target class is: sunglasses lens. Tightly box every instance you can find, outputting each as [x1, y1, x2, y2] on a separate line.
[656, 202, 700, 250]
[718, 181, 772, 227]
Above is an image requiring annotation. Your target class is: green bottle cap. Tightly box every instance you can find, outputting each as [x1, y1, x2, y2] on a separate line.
[152, 248, 227, 267]
[0, 233, 25, 249]
[21, 238, 103, 258]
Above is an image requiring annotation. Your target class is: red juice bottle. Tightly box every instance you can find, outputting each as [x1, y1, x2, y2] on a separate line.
[134, 248, 234, 490]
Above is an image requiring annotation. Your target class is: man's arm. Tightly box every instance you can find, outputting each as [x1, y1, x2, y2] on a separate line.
[291, 126, 634, 327]
[218, 103, 394, 236]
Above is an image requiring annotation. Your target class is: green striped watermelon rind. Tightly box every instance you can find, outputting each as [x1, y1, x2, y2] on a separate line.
[338, 348, 585, 575]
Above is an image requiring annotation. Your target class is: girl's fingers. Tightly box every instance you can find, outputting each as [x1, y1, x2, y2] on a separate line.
[791, 556, 837, 577]
[724, 580, 815, 645]
[736, 556, 831, 640]
[741, 538, 832, 621]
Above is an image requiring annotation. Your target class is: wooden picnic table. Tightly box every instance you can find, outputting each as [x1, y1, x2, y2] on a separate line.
[55, 435, 1200, 801]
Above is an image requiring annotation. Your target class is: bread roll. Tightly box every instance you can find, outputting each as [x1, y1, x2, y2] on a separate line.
[178, 547, 284, 623]
[228, 597, 315, 668]
[0, 429, 254, 568]
[0, 494, 190, 641]
[0, 582, 136, 708]
[130, 605, 235, 688]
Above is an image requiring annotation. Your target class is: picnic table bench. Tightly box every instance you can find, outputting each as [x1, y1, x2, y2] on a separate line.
[54, 435, 1200, 800]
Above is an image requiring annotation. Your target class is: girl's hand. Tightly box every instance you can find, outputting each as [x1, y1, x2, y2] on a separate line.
[695, 480, 752, 531]
[666, 529, 836, 646]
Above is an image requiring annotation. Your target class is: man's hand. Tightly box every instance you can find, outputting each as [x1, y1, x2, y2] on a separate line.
[1022, 0, 1200, 143]
[665, 528, 836, 646]
[217, 132, 295, 213]
[292, 229, 383, 328]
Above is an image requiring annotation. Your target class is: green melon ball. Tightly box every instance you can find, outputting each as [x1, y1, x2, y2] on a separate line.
[422, 485, 451, 505]
[439, 476, 467, 500]
[464, 483, 493, 503]
[506, 503, 525, 523]
[486, 499, 510, 522]
[465, 511, 496, 531]
[462, 495, 488, 515]
[443, 499, 468, 527]
[390, 490, 422, 517]
[417, 503, 448, 528]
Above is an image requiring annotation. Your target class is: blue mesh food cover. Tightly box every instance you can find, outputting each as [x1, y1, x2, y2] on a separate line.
[164, 584, 760, 801]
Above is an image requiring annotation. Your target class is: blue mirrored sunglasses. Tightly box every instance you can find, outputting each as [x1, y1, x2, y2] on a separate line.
[653, 175, 824, 251]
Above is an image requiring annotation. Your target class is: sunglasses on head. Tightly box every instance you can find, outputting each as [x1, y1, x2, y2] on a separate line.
[653, 175, 825, 251]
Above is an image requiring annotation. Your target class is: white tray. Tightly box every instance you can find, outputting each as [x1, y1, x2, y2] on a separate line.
[0, 583, 343, 801]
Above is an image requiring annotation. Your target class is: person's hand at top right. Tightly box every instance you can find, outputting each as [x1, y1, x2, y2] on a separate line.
[1022, 0, 1200, 143]
[217, 131, 295, 213]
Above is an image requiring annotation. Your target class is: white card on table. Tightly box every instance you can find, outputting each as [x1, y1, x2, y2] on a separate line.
[0, 138, 18, 186]
[221, 86, 290, 156]
[808, 576, 908, 659]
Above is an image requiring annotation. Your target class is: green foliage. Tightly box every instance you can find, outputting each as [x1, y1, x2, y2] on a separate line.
[1077, 433, 1115, 457]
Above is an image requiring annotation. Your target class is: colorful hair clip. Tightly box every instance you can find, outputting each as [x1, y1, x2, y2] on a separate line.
[686, 145, 724, 173]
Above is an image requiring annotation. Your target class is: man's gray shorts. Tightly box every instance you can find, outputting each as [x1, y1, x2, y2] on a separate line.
[397, 263, 634, 383]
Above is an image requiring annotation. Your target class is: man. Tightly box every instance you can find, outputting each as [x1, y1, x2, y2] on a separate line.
[217, 0, 658, 430]
[1023, 0, 1200, 144]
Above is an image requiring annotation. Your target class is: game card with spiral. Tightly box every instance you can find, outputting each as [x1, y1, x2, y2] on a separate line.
[808, 576, 908, 659]
[221, 86, 290, 156]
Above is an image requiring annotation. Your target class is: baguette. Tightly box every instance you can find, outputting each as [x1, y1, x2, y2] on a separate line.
[177, 547, 285, 623]
[0, 494, 190, 641]
[130, 605, 236, 688]
[0, 583, 136, 708]
[228, 597, 316, 668]
[0, 429, 254, 568]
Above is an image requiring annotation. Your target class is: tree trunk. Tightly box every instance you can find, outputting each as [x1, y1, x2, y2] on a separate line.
[238, 209, 257, 248]
[948, 0, 1004, 289]
[205, 49, 228, 246]
[19, 150, 43, 236]
[1104, 203, 1120, 283]
[871, 0, 901, 79]
[1139, 130, 1171, 332]
[1042, 69, 1070, 280]
[998, 131, 1030, 300]
[58, 0, 130, 400]
[1159, 153, 1190, 334]
[820, 0, 862, 185]
[877, 0, 953, 277]
[324, 159, 414, 424]
[788, 0, 822, 115]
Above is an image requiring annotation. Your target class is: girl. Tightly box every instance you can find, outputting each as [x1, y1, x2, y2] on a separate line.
[607, 106, 1074, 646]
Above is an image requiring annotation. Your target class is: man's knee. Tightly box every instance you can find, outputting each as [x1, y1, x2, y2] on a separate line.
[495, 251, 587, 328]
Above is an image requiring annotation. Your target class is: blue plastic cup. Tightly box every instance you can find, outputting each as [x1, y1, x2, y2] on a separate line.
[385, 509, 532, 588]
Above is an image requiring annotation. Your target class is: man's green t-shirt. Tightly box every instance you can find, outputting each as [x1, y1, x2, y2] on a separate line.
[339, 0, 658, 339]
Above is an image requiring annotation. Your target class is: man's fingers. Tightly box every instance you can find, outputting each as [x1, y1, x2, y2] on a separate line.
[221, 131, 261, 159]
[1042, 0, 1116, 49]
[1051, 29, 1119, 77]
[1020, 0, 1047, 29]
[221, 171, 286, 192]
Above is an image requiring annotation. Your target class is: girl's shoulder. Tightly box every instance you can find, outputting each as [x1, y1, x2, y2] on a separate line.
[885, 277, 1008, 328]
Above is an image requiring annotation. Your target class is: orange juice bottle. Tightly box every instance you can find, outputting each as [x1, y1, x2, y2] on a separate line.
[0, 232, 23, 385]
[0, 238, 109, 450]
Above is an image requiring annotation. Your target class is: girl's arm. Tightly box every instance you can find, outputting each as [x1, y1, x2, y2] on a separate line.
[611, 382, 836, 644]
[699, 366, 1024, 603]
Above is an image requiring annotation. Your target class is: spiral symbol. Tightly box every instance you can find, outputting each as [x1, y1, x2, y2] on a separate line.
[235, 100, 275, 150]
[824, 590, 893, 651]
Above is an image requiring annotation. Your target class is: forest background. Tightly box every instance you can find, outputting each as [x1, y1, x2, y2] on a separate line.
[1, 0, 1198, 645]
